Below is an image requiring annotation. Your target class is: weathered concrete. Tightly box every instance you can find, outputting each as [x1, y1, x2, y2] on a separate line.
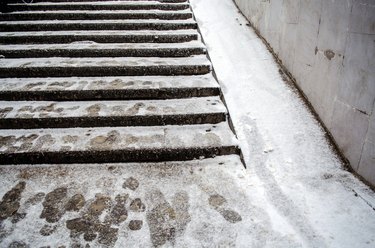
[0, 19, 197, 32]
[7, 2, 190, 11]
[0, 97, 226, 128]
[234, 0, 375, 186]
[0, 123, 239, 164]
[0, 30, 198, 44]
[0, 41, 206, 58]
[0, 155, 256, 247]
[0, 56, 211, 78]
[0, 75, 220, 100]
[0, 10, 193, 21]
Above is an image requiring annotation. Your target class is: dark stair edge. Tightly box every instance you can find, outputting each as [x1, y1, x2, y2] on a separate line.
[0, 22, 197, 32]
[0, 113, 226, 129]
[0, 12, 193, 21]
[0, 34, 198, 44]
[0, 146, 240, 165]
[0, 87, 220, 101]
[6, 4, 190, 12]
[0, 65, 211, 78]
[0, 47, 206, 58]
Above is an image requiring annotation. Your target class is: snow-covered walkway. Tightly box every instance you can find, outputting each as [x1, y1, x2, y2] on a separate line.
[0, 0, 374, 247]
[191, 0, 375, 246]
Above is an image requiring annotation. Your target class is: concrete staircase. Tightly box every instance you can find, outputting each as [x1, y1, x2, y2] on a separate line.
[0, 0, 240, 165]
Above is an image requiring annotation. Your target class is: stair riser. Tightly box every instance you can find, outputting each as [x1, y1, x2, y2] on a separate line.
[0, 88, 220, 101]
[7, 4, 190, 11]
[0, 23, 197, 32]
[0, 66, 211, 78]
[1, 48, 206, 58]
[0, 13, 193, 21]
[0, 34, 198, 44]
[0, 146, 239, 165]
[0, 113, 226, 129]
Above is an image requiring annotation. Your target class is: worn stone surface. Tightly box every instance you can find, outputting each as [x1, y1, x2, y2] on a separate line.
[0, 156, 250, 247]
[123, 177, 139, 191]
[0, 182, 26, 220]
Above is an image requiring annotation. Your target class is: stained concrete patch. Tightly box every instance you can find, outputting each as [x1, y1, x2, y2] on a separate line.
[208, 193, 242, 223]
[89, 130, 120, 150]
[25, 192, 45, 207]
[40, 187, 68, 223]
[65, 194, 85, 212]
[123, 177, 139, 191]
[0, 156, 281, 247]
[0, 182, 26, 220]
[129, 198, 146, 212]
[146, 189, 180, 247]
[129, 220, 143, 231]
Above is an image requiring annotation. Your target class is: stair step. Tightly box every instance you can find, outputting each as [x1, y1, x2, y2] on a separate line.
[7, 2, 190, 11]
[0, 10, 193, 21]
[0, 75, 220, 100]
[0, 122, 239, 164]
[0, 19, 197, 32]
[0, 55, 211, 78]
[0, 97, 226, 128]
[0, 41, 206, 58]
[0, 30, 199, 44]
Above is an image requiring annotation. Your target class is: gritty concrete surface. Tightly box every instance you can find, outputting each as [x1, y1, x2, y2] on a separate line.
[0, 155, 261, 247]
[191, 0, 375, 247]
[233, 0, 375, 185]
[0, 97, 224, 119]
[0, 75, 218, 92]
[1, 0, 374, 247]
[0, 75, 220, 101]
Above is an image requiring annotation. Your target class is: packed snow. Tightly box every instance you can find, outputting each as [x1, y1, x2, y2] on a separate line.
[0, 0, 374, 247]
[191, 0, 375, 247]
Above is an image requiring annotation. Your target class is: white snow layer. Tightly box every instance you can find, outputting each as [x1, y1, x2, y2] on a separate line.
[190, 0, 375, 247]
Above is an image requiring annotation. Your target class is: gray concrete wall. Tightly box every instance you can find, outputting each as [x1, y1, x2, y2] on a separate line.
[234, 0, 375, 186]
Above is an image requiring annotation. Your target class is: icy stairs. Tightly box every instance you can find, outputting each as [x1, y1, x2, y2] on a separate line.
[0, 0, 240, 164]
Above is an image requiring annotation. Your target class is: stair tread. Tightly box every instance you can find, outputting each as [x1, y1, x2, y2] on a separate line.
[0, 55, 210, 68]
[6, 9, 192, 14]
[0, 96, 226, 119]
[0, 19, 195, 25]
[0, 29, 198, 37]
[0, 75, 219, 92]
[9, 1, 188, 6]
[7, 2, 190, 11]
[0, 122, 238, 154]
[0, 41, 205, 51]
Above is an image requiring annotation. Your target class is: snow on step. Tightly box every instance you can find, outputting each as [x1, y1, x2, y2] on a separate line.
[0, 41, 204, 50]
[0, 41, 206, 58]
[0, 75, 220, 100]
[0, 19, 197, 32]
[0, 10, 193, 21]
[9, 1, 188, 6]
[0, 19, 195, 25]
[0, 97, 226, 128]
[0, 55, 210, 68]
[0, 55, 211, 77]
[0, 123, 239, 164]
[0, 30, 199, 44]
[0, 29, 198, 37]
[0, 154, 248, 247]
[7, 2, 190, 11]
[3, 9, 192, 15]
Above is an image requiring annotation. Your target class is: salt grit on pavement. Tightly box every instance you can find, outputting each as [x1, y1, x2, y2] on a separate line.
[0, 0, 374, 247]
